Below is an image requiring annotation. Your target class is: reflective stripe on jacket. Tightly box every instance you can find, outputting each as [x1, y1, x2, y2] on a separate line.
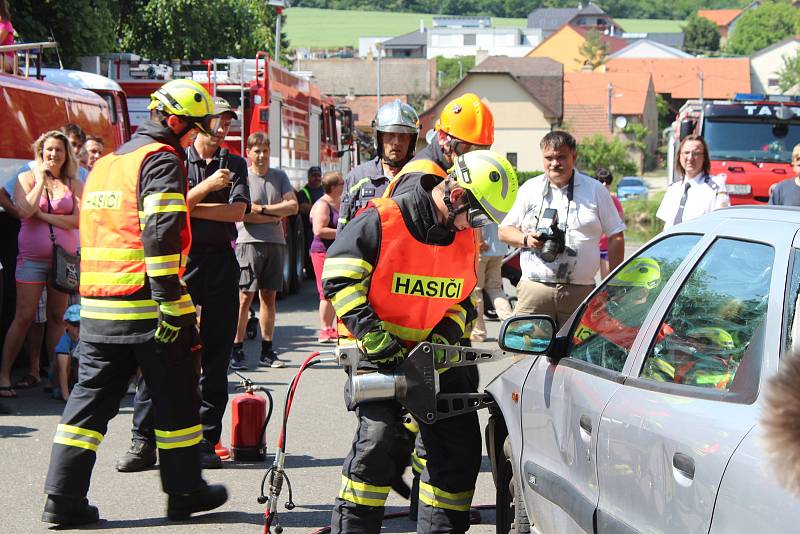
[367, 197, 476, 342]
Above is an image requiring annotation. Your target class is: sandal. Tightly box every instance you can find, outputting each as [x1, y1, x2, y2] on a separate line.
[0, 386, 17, 399]
[14, 374, 41, 389]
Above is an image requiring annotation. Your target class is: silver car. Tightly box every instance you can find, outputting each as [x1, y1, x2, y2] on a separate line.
[486, 206, 800, 533]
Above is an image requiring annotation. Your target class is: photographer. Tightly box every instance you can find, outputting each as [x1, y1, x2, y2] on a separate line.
[499, 131, 625, 327]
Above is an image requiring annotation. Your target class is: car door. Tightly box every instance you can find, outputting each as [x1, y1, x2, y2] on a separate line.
[519, 234, 703, 533]
[596, 229, 786, 534]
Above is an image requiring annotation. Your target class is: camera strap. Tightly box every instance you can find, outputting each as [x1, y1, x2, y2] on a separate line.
[536, 174, 574, 235]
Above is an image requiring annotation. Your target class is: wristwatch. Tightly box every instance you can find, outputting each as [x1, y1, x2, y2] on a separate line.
[260, 205, 267, 215]
[523, 235, 529, 249]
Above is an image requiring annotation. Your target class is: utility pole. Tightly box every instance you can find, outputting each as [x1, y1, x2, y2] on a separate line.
[376, 42, 383, 115]
[699, 71, 705, 104]
[458, 60, 463, 79]
[607, 82, 613, 132]
[268, 0, 288, 63]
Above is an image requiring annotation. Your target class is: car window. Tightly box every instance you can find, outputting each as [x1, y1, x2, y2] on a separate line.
[640, 238, 773, 394]
[568, 234, 701, 372]
[783, 250, 800, 354]
[619, 179, 642, 187]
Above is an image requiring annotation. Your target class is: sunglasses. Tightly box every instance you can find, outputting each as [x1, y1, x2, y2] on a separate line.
[188, 115, 223, 137]
[450, 138, 491, 156]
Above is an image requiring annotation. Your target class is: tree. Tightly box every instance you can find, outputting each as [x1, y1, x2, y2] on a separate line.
[10, 0, 117, 68]
[578, 29, 610, 71]
[577, 135, 638, 178]
[777, 50, 800, 94]
[435, 56, 475, 97]
[682, 13, 720, 54]
[726, 1, 800, 56]
[121, 0, 289, 63]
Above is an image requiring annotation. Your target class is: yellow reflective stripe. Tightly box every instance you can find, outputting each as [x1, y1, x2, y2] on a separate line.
[54, 424, 104, 452]
[338, 475, 390, 507]
[159, 294, 195, 317]
[330, 284, 368, 316]
[418, 481, 473, 512]
[81, 272, 146, 287]
[58, 424, 104, 442]
[444, 305, 467, 333]
[322, 257, 373, 281]
[383, 321, 430, 342]
[349, 176, 371, 194]
[411, 450, 427, 474]
[154, 424, 203, 450]
[142, 193, 187, 216]
[145, 254, 181, 277]
[81, 248, 144, 261]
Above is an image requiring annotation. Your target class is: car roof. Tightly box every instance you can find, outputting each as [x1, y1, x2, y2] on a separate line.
[702, 205, 800, 225]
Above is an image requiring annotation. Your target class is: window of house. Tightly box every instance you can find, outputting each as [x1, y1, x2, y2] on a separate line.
[464, 34, 476, 46]
[506, 153, 518, 167]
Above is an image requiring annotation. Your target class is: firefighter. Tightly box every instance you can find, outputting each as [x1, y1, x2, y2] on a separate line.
[41, 79, 227, 526]
[336, 99, 419, 231]
[384, 92, 494, 199]
[323, 150, 518, 533]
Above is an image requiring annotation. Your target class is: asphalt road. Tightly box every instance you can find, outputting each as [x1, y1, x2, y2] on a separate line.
[0, 279, 511, 534]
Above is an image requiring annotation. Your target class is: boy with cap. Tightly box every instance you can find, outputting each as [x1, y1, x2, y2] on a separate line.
[53, 304, 81, 401]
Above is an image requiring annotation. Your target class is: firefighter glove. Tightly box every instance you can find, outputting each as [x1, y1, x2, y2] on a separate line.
[154, 304, 183, 344]
[361, 329, 405, 369]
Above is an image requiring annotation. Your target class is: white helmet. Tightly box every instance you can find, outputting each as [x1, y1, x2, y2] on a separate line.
[372, 100, 419, 162]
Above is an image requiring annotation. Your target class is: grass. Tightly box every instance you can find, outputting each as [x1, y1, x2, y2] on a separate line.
[619, 191, 665, 244]
[283, 8, 683, 49]
[285, 7, 526, 49]
[616, 18, 685, 33]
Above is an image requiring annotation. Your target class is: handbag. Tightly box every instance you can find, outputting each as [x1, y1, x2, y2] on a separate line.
[45, 183, 80, 295]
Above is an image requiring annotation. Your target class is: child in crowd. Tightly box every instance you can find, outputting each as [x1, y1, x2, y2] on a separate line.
[53, 304, 80, 401]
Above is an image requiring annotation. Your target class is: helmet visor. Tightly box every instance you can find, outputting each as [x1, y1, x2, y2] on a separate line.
[189, 114, 223, 136]
[451, 138, 491, 157]
[464, 190, 492, 228]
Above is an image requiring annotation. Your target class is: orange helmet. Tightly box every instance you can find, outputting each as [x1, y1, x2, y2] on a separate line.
[435, 93, 494, 146]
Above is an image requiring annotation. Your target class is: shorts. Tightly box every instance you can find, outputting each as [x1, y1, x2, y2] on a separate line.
[16, 257, 50, 284]
[599, 250, 609, 261]
[236, 242, 286, 292]
[310, 251, 327, 300]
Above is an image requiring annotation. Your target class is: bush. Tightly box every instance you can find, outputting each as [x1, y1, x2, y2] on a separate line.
[516, 170, 542, 185]
[577, 135, 638, 177]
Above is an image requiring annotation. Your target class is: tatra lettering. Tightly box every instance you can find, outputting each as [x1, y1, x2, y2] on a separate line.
[391, 273, 464, 299]
[84, 191, 123, 210]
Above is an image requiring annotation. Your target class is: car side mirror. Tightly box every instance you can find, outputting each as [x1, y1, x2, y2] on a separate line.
[499, 315, 556, 355]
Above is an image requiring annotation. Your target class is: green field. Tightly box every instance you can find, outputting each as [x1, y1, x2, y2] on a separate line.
[284, 8, 684, 50]
[616, 18, 685, 33]
[284, 7, 526, 49]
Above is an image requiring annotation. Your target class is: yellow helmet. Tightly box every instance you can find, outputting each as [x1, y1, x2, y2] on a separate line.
[148, 79, 220, 136]
[450, 150, 518, 226]
[609, 257, 661, 290]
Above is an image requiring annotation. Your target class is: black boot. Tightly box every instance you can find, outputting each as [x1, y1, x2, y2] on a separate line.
[199, 438, 222, 469]
[167, 483, 228, 520]
[116, 440, 157, 472]
[41, 495, 100, 526]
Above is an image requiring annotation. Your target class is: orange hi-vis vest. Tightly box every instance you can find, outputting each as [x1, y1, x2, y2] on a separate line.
[79, 142, 191, 298]
[368, 197, 476, 343]
[382, 158, 448, 198]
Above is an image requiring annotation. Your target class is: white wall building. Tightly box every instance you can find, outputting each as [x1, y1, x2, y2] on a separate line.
[750, 36, 800, 94]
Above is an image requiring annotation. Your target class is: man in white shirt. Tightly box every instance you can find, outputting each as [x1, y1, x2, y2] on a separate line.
[499, 131, 626, 327]
[657, 135, 729, 229]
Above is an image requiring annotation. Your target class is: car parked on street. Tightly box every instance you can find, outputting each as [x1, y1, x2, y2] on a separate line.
[485, 205, 800, 534]
[616, 176, 648, 201]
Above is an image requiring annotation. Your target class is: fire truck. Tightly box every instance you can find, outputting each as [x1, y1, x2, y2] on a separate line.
[670, 93, 800, 204]
[103, 52, 356, 294]
[0, 42, 129, 191]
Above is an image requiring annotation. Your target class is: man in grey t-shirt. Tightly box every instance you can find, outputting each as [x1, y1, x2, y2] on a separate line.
[769, 144, 800, 207]
[233, 132, 298, 368]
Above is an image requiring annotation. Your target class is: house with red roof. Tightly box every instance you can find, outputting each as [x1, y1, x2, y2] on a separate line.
[527, 24, 628, 72]
[698, 9, 743, 43]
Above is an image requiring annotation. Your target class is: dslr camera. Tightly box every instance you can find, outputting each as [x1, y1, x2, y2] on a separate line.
[535, 208, 566, 263]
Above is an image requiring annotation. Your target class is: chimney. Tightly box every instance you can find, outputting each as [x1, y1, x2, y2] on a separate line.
[420, 19, 424, 33]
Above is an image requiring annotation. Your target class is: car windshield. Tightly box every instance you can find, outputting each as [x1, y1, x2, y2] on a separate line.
[619, 179, 643, 187]
[704, 119, 800, 164]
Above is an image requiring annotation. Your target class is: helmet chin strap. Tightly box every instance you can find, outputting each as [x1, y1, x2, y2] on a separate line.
[441, 182, 467, 231]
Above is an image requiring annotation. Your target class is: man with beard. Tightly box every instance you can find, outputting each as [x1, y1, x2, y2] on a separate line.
[336, 100, 419, 231]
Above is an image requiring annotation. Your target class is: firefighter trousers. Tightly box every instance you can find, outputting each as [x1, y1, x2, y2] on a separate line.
[331, 366, 482, 534]
[132, 247, 239, 445]
[44, 332, 204, 498]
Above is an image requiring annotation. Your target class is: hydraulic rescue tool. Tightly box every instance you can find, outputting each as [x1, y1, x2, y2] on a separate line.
[259, 342, 512, 533]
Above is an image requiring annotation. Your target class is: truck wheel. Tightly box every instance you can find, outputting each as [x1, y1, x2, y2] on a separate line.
[279, 219, 293, 299]
[496, 437, 530, 534]
[291, 216, 305, 293]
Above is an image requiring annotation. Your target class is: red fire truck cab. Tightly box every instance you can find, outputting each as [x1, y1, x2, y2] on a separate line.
[672, 94, 800, 204]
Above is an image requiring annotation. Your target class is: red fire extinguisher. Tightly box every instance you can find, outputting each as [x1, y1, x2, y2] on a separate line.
[231, 372, 273, 462]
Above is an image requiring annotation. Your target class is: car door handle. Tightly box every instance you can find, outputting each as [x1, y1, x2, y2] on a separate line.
[673, 452, 695, 480]
[579, 414, 592, 435]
